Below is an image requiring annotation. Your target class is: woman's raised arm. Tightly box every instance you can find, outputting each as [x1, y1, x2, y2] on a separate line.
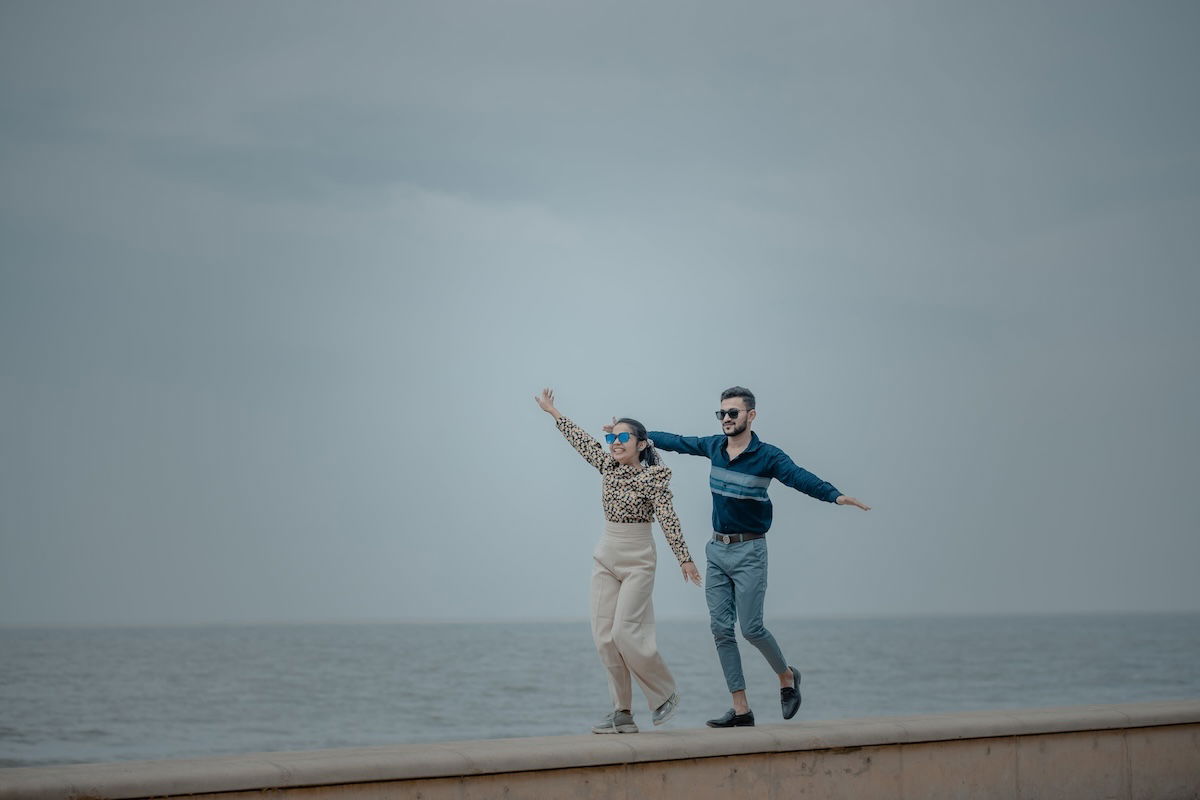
[535, 388, 613, 472]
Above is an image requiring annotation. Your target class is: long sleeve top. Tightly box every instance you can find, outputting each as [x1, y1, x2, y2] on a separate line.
[555, 416, 693, 565]
[648, 429, 842, 536]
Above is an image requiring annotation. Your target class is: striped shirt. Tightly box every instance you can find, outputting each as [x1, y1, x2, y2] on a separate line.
[647, 430, 841, 535]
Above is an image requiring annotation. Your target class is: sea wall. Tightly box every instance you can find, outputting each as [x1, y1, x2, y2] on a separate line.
[2, 700, 1197, 799]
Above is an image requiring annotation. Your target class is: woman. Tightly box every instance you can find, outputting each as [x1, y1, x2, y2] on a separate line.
[535, 388, 702, 734]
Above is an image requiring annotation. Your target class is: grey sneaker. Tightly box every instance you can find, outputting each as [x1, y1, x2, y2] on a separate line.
[592, 709, 638, 734]
[652, 692, 679, 726]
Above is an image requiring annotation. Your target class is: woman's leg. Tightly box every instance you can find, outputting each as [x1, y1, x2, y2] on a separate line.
[591, 554, 633, 711]
[610, 542, 676, 710]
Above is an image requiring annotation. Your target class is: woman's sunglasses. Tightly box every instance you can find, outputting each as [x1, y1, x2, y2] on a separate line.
[604, 432, 633, 444]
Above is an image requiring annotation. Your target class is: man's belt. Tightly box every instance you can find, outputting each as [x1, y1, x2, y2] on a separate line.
[712, 532, 766, 544]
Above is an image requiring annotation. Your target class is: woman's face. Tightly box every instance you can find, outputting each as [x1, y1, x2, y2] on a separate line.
[608, 422, 645, 467]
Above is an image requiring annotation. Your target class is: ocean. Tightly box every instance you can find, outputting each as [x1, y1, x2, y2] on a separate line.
[2, 613, 1198, 767]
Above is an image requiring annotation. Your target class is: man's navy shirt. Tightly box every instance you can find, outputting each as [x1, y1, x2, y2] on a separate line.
[647, 429, 841, 535]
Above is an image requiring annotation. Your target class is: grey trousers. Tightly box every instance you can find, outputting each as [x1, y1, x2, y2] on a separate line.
[706, 535, 789, 693]
[590, 521, 676, 711]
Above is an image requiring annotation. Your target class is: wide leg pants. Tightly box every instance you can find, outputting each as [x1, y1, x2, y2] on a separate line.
[590, 521, 676, 711]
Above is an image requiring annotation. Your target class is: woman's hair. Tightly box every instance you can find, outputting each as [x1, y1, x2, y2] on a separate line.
[614, 417, 661, 466]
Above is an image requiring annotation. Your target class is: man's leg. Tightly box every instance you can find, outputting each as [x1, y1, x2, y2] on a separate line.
[730, 538, 789, 675]
[729, 538, 801, 717]
[705, 539, 750, 713]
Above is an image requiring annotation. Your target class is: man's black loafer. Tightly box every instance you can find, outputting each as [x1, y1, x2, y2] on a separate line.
[706, 708, 755, 728]
[781, 665, 802, 720]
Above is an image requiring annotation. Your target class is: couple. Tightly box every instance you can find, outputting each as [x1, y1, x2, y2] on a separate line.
[535, 385, 870, 733]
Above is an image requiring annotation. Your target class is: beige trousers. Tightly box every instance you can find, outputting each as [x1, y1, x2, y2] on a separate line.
[591, 521, 676, 711]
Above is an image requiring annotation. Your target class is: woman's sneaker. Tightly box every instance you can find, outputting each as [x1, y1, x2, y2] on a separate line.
[592, 709, 638, 734]
[652, 692, 679, 726]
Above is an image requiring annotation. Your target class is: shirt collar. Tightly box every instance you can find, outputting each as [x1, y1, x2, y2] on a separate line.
[723, 430, 761, 456]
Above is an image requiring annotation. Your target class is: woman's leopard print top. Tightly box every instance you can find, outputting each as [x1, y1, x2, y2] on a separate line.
[556, 416, 693, 565]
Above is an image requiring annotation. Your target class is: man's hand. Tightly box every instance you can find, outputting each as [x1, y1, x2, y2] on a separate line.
[682, 561, 702, 586]
[601, 416, 617, 433]
[836, 495, 871, 511]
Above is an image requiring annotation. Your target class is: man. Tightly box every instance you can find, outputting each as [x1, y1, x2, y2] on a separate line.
[644, 386, 869, 727]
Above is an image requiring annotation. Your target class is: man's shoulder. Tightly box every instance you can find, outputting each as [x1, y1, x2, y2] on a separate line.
[752, 438, 793, 463]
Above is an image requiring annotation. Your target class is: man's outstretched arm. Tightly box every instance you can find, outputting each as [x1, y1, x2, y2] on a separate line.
[646, 430, 714, 457]
[603, 418, 716, 458]
[773, 451, 870, 509]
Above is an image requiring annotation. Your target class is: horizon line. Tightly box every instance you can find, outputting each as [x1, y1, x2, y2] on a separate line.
[3, 608, 1199, 630]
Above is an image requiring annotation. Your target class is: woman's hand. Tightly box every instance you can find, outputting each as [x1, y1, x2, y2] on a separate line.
[682, 560, 702, 586]
[534, 388, 562, 420]
[835, 495, 871, 511]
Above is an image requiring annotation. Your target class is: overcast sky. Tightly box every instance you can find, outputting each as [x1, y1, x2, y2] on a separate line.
[2, 1, 1197, 626]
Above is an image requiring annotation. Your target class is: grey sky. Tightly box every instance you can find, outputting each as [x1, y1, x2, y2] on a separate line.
[2, 1, 1197, 626]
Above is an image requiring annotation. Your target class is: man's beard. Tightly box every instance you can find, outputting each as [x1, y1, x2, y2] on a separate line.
[724, 419, 748, 437]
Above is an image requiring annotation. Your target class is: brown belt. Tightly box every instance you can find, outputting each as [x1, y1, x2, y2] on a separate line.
[712, 532, 765, 544]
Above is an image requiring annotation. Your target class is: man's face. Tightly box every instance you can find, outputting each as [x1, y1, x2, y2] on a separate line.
[717, 397, 754, 436]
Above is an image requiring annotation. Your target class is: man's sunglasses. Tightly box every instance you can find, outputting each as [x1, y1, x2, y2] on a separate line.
[715, 409, 744, 420]
[604, 432, 633, 444]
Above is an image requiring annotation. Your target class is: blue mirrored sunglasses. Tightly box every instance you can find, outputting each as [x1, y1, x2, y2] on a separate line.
[604, 432, 632, 444]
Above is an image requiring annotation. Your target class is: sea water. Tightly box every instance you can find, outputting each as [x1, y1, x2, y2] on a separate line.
[2, 613, 1197, 766]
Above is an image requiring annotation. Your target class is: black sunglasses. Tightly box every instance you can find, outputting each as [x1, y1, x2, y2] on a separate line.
[715, 409, 743, 420]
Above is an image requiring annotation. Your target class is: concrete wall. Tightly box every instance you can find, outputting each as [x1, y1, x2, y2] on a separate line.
[2, 700, 1197, 800]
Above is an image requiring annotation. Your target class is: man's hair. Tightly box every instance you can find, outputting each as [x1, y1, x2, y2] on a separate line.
[720, 386, 756, 410]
